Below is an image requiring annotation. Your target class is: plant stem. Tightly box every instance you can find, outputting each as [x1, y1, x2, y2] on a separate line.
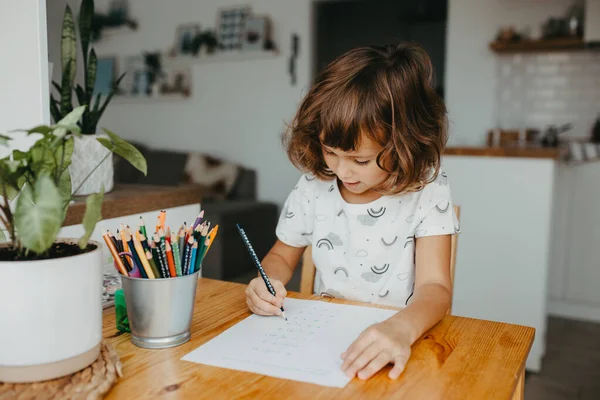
[1, 182, 16, 247]
[72, 150, 111, 194]
[56, 140, 66, 185]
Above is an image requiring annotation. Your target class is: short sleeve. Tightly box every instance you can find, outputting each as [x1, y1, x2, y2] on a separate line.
[414, 171, 461, 238]
[275, 174, 316, 247]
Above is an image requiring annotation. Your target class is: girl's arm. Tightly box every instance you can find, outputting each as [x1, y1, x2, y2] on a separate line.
[341, 234, 452, 380]
[261, 240, 306, 285]
[388, 234, 453, 343]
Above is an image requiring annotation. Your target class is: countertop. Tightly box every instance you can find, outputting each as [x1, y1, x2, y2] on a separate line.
[444, 146, 562, 159]
[445, 142, 600, 163]
[63, 184, 204, 227]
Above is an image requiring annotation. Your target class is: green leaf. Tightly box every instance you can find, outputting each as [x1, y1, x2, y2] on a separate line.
[60, 5, 76, 110]
[61, 6, 76, 78]
[75, 84, 86, 107]
[98, 129, 147, 175]
[92, 93, 102, 113]
[57, 168, 72, 207]
[4, 176, 25, 202]
[15, 175, 63, 254]
[78, 0, 94, 68]
[51, 81, 62, 94]
[54, 106, 85, 138]
[57, 105, 85, 126]
[87, 49, 97, 102]
[78, 186, 103, 249]
[25, 125, 53, 135]
[57, 137, 74, 171]
[50, 95, 62, 123]
[53, 123, 81, 137]
[60, 59, 74, 116]
[0, 229, 6, 243]
[5, 159, 23, 173]
[0, 134, 11, 146]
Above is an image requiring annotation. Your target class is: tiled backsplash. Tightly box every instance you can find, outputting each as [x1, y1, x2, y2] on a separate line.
[496, 51, 600, 139]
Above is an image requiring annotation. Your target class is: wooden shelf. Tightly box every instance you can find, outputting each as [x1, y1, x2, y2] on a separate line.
[64, 184, 204, 227]
[112, 94, 189, 104]
[163, 50, 280, 69]
[489, 38, 587, 53]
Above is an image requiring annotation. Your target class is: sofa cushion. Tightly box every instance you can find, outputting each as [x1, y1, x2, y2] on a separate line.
[114, 142, 249, 200]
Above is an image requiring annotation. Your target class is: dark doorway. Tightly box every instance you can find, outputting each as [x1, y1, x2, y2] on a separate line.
[314, 0, 448, 98]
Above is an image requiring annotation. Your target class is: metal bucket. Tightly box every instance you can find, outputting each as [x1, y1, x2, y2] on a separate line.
[120, 269, 200, 349]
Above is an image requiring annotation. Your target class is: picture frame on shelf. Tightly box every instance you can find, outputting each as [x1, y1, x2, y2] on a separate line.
[93, 56, 117, 96]
[120, 54, 147, 96]
[242, 15, 272, 51]
[160, 67, 192, 98]
[174, 23, 201, 56]
[216, 5, 251, 51]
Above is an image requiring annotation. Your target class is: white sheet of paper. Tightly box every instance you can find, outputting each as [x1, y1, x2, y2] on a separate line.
[181, 298, 398, 388]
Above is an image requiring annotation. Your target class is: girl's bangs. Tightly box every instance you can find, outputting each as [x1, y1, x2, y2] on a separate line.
[318, 83, 389, 151]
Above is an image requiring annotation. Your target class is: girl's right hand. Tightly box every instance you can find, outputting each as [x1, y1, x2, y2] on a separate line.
[245, 277, 287, 316]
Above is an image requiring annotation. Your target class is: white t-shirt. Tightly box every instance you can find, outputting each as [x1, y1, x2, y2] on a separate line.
[276, 170, 460, 308]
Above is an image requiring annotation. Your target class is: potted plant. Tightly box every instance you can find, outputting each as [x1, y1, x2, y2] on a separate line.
[0, 106, 146, 383]
[50, 0, 124, 196]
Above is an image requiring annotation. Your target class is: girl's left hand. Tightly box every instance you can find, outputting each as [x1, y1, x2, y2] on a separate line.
[340, 320, 412, 380]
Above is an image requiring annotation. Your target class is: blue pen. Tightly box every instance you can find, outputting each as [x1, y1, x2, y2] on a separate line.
[236, 224, 287, 320]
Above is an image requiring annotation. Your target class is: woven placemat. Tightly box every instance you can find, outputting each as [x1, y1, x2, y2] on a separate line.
[0, 341, 122, 400]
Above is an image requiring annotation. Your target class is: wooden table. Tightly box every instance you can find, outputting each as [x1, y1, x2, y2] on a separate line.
[103, 279, 534, 399]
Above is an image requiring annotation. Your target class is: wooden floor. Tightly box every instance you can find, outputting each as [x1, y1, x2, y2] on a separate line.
[525, 316, 600, 400]
[231, 271, 599, 399]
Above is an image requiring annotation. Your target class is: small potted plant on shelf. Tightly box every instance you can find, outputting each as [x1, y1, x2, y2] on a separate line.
[51, 0, 125, 196]
[0, 106, 147, 383]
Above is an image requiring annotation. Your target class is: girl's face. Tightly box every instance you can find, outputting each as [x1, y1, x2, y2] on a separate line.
[321, 136, 388, 196]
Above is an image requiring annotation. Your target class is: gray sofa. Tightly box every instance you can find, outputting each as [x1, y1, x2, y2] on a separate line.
[113, 144, 279, 283]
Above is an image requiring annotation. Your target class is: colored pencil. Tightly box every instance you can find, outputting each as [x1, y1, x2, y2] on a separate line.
[145, 250, 161, 279]
[154, 233, 171, 278]
[102, 230, 128, 276]
[120, 225, 131, 255]
[139, 216, 148, 237]
[182, 236, 193, 275]
[195, 224, 209, 272]
[151, 246, 166, 278]
[111, 231, 131, 272]
[178, 226, 186, 261]
[165, 241, 177, 277]
[189, 241, 198, 274]
[159, 210, 166, 230]
[204, 224, 219, 256]
[171, 233, 182, 276]
[133, 235, 156, 279]
[124, 230, 148, 279]
[165, 227, 171, 244]
[192, 210, 204, 230]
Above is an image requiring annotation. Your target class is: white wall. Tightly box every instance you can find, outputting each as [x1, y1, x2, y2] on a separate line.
[445, 0, 574, 146]
[47, 0, 313, 206]
[0, 0, 50, 157]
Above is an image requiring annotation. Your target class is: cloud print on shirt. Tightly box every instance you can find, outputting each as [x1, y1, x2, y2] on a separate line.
[361, 271, 384, 283]
[357, 207, 386, 226]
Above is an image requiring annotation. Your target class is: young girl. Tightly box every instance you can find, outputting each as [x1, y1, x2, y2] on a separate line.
[245, 43, 460, 381]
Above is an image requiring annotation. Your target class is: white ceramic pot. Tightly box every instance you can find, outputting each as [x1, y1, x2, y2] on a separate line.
[69, 134, 114, 196]
[0, 239, 103, 383]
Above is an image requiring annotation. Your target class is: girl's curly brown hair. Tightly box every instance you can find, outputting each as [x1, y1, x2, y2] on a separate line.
[283, 42, 448, 195]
